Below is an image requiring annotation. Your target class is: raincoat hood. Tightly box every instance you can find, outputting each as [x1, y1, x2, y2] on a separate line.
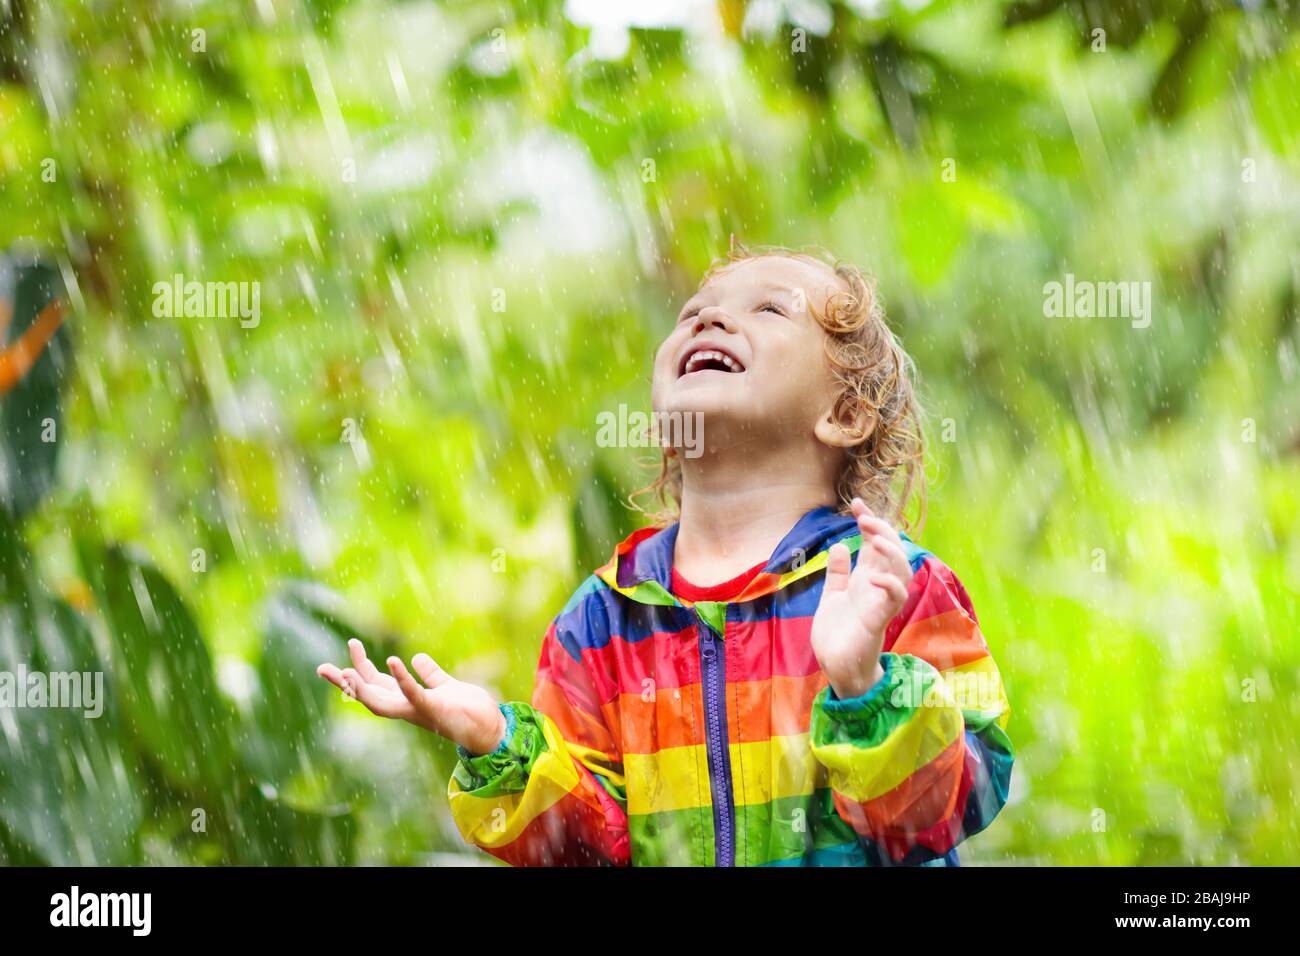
[595, 505, 870, 607]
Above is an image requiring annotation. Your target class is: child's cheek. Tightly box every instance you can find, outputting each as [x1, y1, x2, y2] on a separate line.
[653, 337, 680, 379]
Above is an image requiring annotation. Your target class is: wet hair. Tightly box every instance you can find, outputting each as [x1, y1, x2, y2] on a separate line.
[630, 238, 927, 532]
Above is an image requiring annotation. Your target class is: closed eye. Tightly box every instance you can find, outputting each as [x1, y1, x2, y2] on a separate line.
[756, 300, 786, 317]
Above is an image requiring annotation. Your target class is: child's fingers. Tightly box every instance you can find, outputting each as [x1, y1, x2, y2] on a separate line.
[411, 653, 451, 690]
[347, 638, 377, 677]
[824, 542, 852, 592]
[866, 570, 909, 607]
[849, 532, 888, 586]
[867, 532, 912, 583]
[852, 510, 910, 581]
[850, 496, 874, 518]
[348, 638, 392, 687]
[341, 667, 407, 719]
[339, 667, 364, 701]
[316, 663, 347, 691]
[856, 512, 902, 547]
[387, 657, 434, 717]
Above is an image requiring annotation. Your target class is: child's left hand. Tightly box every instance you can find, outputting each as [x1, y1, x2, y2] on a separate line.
[810, 498, 914, 700]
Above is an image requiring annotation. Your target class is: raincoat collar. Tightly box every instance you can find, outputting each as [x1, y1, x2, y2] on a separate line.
[595, 505, 864, 607]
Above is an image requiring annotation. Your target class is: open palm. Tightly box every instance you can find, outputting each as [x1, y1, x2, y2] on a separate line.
[810, 498, 913, 700]
[317, 639, 506, 755]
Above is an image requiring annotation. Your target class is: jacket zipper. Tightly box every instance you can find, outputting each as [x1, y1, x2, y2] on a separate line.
[695, 607, 735, 867]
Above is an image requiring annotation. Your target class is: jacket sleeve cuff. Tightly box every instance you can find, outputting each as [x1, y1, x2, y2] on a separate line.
[811, 653, 934, 747]
[457, 703, 516, 760]
[451, 703, 546, 796]
[820, 651, 901, 717]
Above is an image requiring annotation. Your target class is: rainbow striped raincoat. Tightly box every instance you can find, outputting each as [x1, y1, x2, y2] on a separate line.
[448, 506, 1014, 866]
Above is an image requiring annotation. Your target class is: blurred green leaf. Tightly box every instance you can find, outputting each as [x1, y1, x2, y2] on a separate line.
[1251, 40, 1300, 160]
[0, 512, 140, 864]
[894, 182, 964, 287]
[91, 546, 237, 795]
[228, 779, 356, 866]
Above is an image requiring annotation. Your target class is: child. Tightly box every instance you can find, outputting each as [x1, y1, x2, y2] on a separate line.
[317, 245, 1014, 866]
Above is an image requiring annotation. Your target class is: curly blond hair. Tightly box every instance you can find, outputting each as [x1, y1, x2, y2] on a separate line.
[629, 239, 927, 533]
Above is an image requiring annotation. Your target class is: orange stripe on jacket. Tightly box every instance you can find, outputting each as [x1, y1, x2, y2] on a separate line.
[830, 732, 965, 843]
[483, 778, 630, 867]
[889, 609, 989, 671]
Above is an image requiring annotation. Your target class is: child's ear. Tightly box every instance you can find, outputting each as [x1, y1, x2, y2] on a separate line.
[814, 399, 876, 449]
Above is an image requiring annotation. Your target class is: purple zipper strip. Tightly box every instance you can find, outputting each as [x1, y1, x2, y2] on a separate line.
[696, 610, 735, 867]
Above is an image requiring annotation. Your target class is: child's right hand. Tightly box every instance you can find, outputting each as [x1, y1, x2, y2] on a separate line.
[317, 639, 508, 756]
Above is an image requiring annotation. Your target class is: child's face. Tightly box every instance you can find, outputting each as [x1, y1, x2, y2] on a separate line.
[652, 255, 849, 451]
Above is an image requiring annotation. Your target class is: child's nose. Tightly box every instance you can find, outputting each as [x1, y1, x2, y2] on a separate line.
[692, 306, 733, 333]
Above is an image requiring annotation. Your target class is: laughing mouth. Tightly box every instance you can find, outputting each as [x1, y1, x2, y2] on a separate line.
[679, 347, 746, 377]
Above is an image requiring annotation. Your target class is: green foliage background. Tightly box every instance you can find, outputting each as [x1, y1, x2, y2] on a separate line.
[1, 0, 1298, 865]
